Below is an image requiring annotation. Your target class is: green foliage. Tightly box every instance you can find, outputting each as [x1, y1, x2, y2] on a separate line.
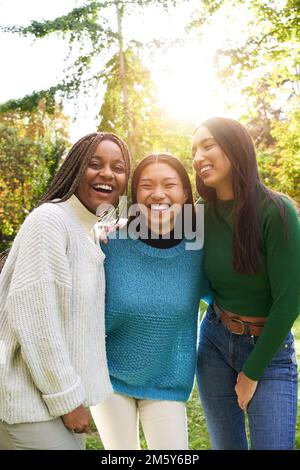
[0, 2, 298, 445]
[1, 2, 116, 102]
[0, 102, 70, 251]
[1, 2, 113, 42]
[0, 1, 183, 103]
[98, 47, 162, 161]
[0, 0, 194, 252]
[269, 104, 300, 200]
[98, 47, 195, 178]
[188, 0, 300, 173]
[0, 89, 57, 115]
[189, 0, 300, 201]
[216, 1, 299, 120]
[0, 0, 182, 41]
[1, 0, 298, 245]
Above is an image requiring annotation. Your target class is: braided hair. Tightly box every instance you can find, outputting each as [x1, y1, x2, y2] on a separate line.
[39, 131, 131, 205]
[0, 132, 131, 273]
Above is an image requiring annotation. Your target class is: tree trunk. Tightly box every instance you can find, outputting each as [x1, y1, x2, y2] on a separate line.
[115, 3, 135, 158]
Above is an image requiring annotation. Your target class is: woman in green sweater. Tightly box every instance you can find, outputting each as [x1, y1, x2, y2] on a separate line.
[192, 117, 300, 450]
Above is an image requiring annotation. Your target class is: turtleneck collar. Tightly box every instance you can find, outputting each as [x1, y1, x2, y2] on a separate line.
[65, 194, 99, 237]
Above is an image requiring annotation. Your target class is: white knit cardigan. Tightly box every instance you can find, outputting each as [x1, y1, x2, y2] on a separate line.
[0, 195, 113, 424]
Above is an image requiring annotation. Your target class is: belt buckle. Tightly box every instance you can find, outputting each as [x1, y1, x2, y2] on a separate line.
[230, 317, 246, 335]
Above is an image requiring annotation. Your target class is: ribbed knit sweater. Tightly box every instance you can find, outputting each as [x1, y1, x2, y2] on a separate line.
[203, 191, 300, 380]
[102, 231, 211, 402]
[0, 195, 112, 424]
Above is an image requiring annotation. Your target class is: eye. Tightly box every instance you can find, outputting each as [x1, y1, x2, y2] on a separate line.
[139, 184, 152, 189]
[89, 161, 101, 169]
[113, 165, 125, 173]
[204, 144, 215, 151]
[165, 183, 176, 188]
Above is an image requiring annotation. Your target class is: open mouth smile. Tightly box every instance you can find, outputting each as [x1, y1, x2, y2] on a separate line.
[92, 183, 114, 194]
[200, 165, 213, 175]
[148, 204, 170, 213]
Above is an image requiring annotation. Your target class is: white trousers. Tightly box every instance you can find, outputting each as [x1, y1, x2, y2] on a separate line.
[90, 393, 188, 450]
[0, 418, 85, 450]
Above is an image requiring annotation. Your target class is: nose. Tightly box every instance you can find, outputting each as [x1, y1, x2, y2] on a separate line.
[193, 149, 205, 170]
[151, 188, 165, 201]
[99, 164, 113, 179]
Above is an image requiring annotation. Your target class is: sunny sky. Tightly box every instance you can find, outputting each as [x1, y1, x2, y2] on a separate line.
[0, 0, 248, 141]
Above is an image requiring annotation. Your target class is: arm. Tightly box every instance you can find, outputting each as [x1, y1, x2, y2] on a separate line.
[242, 198, 300, 380]
[6, 205, 86, 417]
[200, 262, 212, 305]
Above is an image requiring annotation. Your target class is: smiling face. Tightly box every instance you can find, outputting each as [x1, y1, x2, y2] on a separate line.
[192, 126, 233, 200]
[75, 139, 127, 214]
[136, 162, 188, 234]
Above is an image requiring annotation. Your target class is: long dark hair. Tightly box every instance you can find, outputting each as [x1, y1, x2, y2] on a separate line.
[0, 132, 131, 272]
[130, 153, 196, 231]
[195, 117, 286, 275]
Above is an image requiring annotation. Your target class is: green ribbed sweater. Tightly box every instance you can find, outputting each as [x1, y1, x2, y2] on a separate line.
[202, 191, 300, 380]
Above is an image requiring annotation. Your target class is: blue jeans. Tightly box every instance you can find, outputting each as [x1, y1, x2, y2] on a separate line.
[196, 305, 298, 450]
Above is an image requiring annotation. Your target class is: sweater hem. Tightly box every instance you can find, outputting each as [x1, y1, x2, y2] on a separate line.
[111, 381, 191, 403]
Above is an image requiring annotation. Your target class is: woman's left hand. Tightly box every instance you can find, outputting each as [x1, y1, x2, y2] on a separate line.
[99, 218, 128, 244]
[235, 371, 258, 411]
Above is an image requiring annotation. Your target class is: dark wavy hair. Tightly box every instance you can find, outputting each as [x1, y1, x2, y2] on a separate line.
[195, 117, 286, 275]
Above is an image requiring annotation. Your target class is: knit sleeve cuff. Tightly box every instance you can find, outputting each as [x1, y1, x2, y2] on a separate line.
[42, 376, 86, 417]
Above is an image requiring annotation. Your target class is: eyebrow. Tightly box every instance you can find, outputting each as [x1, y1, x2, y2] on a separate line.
[198, 137, 215, 145]
[192, 137, 215, 153]
[139, 177, 178, 182]
[90, 155, 125, 163]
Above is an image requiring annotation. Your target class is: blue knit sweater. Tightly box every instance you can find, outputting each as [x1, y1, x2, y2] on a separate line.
[102, 231, 211, 402]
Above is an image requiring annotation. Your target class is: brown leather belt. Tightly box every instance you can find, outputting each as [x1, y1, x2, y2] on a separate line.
[213, 303, 266, 336]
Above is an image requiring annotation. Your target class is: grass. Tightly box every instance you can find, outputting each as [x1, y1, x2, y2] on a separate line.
[86, 316, 300, 450]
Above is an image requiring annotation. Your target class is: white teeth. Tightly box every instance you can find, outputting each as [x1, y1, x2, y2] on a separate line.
[150, 204, 169, 211]
[93, 184, 113, 191]
[200, 165, 213, 174]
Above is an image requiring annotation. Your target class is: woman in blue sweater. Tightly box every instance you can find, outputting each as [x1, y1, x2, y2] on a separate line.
[91, 153, 210, 450]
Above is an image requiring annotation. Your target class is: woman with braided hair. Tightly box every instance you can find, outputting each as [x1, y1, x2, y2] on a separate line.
[0, 132, 130, 450]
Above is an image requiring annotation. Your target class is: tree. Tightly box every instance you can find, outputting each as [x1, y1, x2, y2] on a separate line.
[0, 101, 70, 250]
[188, 0, 300, 199]
[0, 0, 183, 157]
[269, 100, 300, 201]
[192, 0, 300, 126]
[98, 46, 165, 162]
[1, 1, 199, 248]
[98, 44, 196, 186]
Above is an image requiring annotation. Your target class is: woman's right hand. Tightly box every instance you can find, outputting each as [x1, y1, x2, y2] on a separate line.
[62, 405, 91, 434]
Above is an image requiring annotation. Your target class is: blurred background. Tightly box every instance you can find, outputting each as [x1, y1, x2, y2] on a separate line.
[0, 1, 299, 448]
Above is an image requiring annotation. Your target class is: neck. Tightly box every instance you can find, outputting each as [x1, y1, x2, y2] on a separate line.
[216, 184, 234, 201]
[65, 194, 99, 237]
[138, 223, 183, 249]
